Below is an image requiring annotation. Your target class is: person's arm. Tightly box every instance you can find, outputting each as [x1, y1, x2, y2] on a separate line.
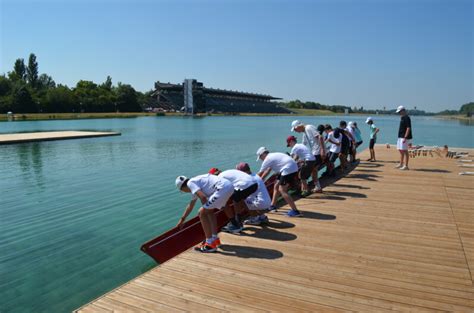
[176, 198, 198, 228]
[402, 127, 410, 143]
[319, 136, 326, 159]
[374, 128, 380, 136]
[258, 167, 272, 180]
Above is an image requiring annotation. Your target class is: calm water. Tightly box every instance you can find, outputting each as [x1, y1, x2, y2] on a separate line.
[0, 115, 473, 312]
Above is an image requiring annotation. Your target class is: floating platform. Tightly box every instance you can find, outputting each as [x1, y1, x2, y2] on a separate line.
[76, 147, 474, 312]
[0, 131, 121, 145]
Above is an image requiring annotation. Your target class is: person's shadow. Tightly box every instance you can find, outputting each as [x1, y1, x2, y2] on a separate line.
[299, 211, 336, 220]
[218, 244, 283, 259]
[241, 226, 297, 241]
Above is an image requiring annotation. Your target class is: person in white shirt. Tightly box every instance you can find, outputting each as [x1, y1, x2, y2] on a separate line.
[175, 173, 234, 253]
[291, 120, 325, 192]
[213, 168, 258, 234]
[324, 124, 341, 176]
[286, 135, 315, 197]
[256, 147, 302, 217]
[235, 162, 271, 226]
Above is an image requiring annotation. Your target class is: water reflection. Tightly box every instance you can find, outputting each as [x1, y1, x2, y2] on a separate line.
[17, 143, 45, 188]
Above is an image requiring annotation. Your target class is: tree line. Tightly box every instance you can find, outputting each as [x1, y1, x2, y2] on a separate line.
[0, 53, 154, 114]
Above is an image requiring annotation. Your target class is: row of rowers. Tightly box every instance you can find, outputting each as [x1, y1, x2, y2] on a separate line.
[175, 119, 359, 253]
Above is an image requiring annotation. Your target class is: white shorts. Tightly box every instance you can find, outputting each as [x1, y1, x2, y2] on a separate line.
[397, 138, 412, 151]
[245, 193, 271, 211]
[203, 179, 234, 210]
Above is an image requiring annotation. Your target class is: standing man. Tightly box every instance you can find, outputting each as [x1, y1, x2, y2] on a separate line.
[256, 147, 303, 217]
[365, 117, 379, 162]
[396, 106, 412, 170]
[290, 120, 325, 192]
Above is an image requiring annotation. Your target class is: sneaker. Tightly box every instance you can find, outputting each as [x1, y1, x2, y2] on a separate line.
[258, 215, 269, 224]
[311, 188, 323, 193]
[399, 166, 409, 171]
[395, 163, 402, 168]
[301, 191, 311, 197]
[195, 242, 217, 253]
[213, 237, 221, 247]
[243, 216, 261, 225]
[222, 223, 243, 234]
[267, 205, 277, 212]
[286, 210, 303, 217]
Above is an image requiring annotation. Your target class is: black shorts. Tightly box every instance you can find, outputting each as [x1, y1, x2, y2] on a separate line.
[369, 138, 376, 149]
[299, 160, 316, 180]
[277, 171, 297, 186]
[329, 152, 339, 163]
[231, 183, 258, 202]
[314, 154, 323, 166]
[356, 141, 363, 148]
[340, 144, 349, 155]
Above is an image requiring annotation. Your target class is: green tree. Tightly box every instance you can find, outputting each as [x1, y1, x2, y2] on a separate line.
[115, 83, 141, 112]
[460, 102, 474, 116]
[44, 85, 78, 112]
[11, 82, 37, 113]
[74, 80, 98, 112]
[101, 75, 113, 91]
[0, 75, 12, 96]
[13, 58, 26, 81]
[26, 53, 39, 88]
[38, 74, 56, 90]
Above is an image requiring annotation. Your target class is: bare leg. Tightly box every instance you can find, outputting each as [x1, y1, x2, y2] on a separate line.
[207, 211, 217, 236]
[301, 179, 308, 192]
[403, 150, 409, 166]
[399, 150, 404, 166]
[199, 207, 212, 239]
[279, 184, 298, 211]
[271, 181, 281, 206]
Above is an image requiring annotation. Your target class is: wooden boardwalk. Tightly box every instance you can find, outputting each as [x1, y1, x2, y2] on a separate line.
[76, 147, 474, 312]
[0, 131, 120, 145]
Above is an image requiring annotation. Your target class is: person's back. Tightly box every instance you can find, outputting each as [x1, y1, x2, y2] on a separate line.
[290, 143, 315, 161]
[262, 152, 298, 175]
[354, 127, 362, 142]
[328, 131, 341, 153]
[218, 169, 255, 190]
[302, 124, 322, 156]
[187, 174, 220, 198]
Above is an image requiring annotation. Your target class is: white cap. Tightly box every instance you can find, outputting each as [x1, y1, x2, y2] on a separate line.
[175, 176, 187, 190]
[365, 117, 373, 124]
[290, 120, 303, 131]
[256, 146, 269, 161]
[396, 105, 405, 113]
[348, 121, 354, 127]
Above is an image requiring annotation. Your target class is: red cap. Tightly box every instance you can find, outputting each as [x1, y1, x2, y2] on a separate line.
[208, 167, 220, 175]
[286, 135, 297, 147]
[236, 162, 250, 173]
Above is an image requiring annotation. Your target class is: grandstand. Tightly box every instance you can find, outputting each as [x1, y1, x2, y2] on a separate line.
[151, 79, 289, 114]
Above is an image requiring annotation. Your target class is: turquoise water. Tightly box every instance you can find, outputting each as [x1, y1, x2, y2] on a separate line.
[0, 115, 472, 312]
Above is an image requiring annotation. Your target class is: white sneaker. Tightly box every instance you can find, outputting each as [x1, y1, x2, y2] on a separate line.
[399, 166, 409, 171]
[395, 163, 402, 168]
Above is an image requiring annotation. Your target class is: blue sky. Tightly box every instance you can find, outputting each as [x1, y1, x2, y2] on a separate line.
[1, 0, 472, 111]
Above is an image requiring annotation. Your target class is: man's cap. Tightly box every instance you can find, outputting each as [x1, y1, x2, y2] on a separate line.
[365, 117, 373, 124]
[175, 175, 187, 190]
[290, 120, 303, 131]
[348, 121, 354, 127]
[396, 105, 405, 113]
[208, 167, 220, 175]
[236, 162, 250, 172]
[256, 146, 269, 161]
[286, 135, 297, 147]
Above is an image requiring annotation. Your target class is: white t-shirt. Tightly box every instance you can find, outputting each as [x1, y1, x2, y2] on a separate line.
[345, 127, 355, 140]
[259, 152, 298, 176]
[246, 174, 272, 210]
[218, 169, 256, 190]
[187, 174, 219, 199]
[302, 125, 322, 156]
[290, 143, 316, 161]
[327, 131, 342, 153]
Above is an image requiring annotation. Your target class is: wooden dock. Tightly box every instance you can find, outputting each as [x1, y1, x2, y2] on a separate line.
[76, 146, 474, 312]
[0, 131, 120, 145]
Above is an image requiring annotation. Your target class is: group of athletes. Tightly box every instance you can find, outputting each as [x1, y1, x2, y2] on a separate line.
[174, 118, 369, 253]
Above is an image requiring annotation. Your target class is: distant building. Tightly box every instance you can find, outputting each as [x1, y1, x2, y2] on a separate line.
[151, 79, 289, 114]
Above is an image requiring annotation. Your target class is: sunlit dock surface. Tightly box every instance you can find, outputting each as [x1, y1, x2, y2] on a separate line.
[76, 147, 474, 312]
[0, 131, 120, 145]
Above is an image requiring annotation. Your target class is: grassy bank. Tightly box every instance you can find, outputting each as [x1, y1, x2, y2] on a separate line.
[435, 114, 473, 122]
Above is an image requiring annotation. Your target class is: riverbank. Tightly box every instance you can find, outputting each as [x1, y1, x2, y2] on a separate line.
[435, 114, 473, 122]
[0, 109, 342, 122]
